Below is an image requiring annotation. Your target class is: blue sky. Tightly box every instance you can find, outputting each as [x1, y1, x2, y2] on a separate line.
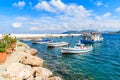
[0, 0, 120, 33]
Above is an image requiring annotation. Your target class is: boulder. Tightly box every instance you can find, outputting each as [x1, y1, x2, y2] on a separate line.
[17, 65, 32, 79]
[15, 46, 26, 52]
[17, 41, 30, 49]
[9, 77, 23, 80]
[15, 42, 30, 52]
[2, 62, 25, 78]
[19, 52, 43, 67]
[32, 67, 53, 79]
[34, 76, 42, 80]
[2, 42, 62, 80]
[27, 76, 34, 80]
[48, 76, 62, 80]
[6, 47, 13, 54]
[25, 48, 38, 55]
[2, 62, 33, 80]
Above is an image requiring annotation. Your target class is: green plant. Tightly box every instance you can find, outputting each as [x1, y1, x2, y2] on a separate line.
[0, 40, 7, 52]
[10, 37, 17, 43]
[2, 34, 11, 46]
[2, 34, 17, 48]
[0, 47, 6, 52]
[17, 43, 23, 47]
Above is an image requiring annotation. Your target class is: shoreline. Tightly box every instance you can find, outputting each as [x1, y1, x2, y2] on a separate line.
[0, 41, 61, 80]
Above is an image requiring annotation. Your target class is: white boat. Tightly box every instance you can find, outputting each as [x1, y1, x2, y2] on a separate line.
[31, 38, 42, 42]
[20, 39, 31, 42]
[61, 43, 93, 54]
[46, 42, 69, 48]
[32, 39, 52, 44]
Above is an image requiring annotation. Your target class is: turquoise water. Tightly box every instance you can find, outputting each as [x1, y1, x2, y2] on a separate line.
[25, 34, 120, 80]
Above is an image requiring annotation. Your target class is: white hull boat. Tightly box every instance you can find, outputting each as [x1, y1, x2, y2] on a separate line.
[46, 42, 69, 48]
[32, 39, 52, 44]
[61, 46, 93, 54]
[20, 39, 31, 42]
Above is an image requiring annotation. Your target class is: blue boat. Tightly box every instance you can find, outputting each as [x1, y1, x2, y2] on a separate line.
[81, 32, 103, 44]
[81, 39, 103, 44]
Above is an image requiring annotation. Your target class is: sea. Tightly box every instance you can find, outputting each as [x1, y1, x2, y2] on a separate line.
[23, 34, 120, 80]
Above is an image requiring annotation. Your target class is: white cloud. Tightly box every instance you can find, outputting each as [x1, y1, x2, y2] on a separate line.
[115, 7, 120, 12]
[13, 1, 26, 9]
[95, 12, 111, 21]
[95, 16, 102, 21]
[12, 22, 22, 28]
[34, 0, 93, 17]
[35, 0, 66, 13]
[95, 1, 102, 6]
[8, 0, 120, 33]
[35, 1, 55, 12]
[30, 26, 40, 31]
[102, 12, 111, 18]
[50, 0, 66, 11]
[15, 16, 29, 20]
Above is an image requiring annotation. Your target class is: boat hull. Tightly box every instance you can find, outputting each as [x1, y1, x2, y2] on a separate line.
[81, 40, 102, 44]
[47, 42, 69, 47]
[32, 41, 52, 44]
[61, 46, 93, 54]
[32, 39, 52, 44]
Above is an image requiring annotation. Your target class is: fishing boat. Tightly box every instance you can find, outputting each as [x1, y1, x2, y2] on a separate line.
[20, 39, 31, 42]
[46, 42, 69, 48]
[61, 43, 93, 54]
[81, 32, 103, 44]
[31, 38, 42, 42]
[32, 38, 52, 44]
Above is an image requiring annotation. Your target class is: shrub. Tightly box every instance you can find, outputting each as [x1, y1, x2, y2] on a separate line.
[0, 40, 7, 52]
[10, 37, 17, 43]
[2, 34, 17, 48]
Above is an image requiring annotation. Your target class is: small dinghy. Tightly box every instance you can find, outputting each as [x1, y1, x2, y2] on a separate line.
[32, 39, 52, 44]
[46, 42, 69, 48]
[61, 43, 93, 54]
[20, 39, 31, 42]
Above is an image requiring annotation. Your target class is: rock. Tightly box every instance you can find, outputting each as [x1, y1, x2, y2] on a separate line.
[1, 42, 62, 80]
[2, 72, 10, 79]
[19, 52, 43, 67]
[15, 46, 26, 52]
[32, 67, 53, 79]
[17, 66, 32, 79]
[2, 62, 25, 78]
[48, 76, 62, 80]
[2, 62, 33, 80]
[15, 42, 30, 52]
[6, 48, 13, 54]
[25, 48, 38, 55]
[34, 76, 42, 80]
[9, 77, 23, 80]
[27, 76, 34, 80]
[17, 42, 30, 49]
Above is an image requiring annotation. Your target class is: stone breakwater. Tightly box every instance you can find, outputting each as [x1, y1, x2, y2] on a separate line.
[1, 41, 62, 80]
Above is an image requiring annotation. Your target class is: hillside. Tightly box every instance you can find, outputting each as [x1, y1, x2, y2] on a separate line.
[62, 30, 97, 34]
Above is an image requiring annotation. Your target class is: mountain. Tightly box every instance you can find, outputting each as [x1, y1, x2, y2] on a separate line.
[62, 30, 97, 34]
[62, 31, 80, 34]
[104, 31, 120, 34]
[115, 31, 120, 33]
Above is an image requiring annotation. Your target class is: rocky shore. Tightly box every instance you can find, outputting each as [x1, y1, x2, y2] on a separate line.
[0, 41, 62, 80]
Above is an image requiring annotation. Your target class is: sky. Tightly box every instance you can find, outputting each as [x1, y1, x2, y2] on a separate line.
[0, 0, 120, 33]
